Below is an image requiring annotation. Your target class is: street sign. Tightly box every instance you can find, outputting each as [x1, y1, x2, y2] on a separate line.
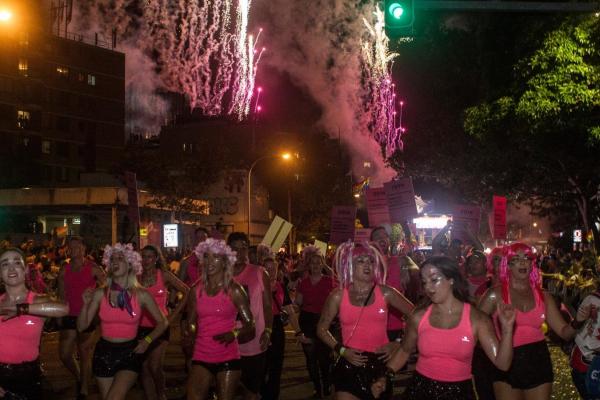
[573, 229, 582, 243]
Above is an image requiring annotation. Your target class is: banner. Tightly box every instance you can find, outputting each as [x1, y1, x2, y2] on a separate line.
[330, 206, 357, 245]
[261, 216, 293, 252]
[366, 187, 390, 227]
[354, 228, 372, 243]
[452, 204, 481, 242]
[492, 196, 507, 239]
[384, 177, 418, 223]
[124, 171, 140, 229]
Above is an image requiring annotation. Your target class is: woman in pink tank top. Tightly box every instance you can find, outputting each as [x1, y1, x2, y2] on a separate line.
[185, 238, 254, 400]
[139, 245, 189, 400]
[388, 256, 516, 400]
[316, 241, 414, 399]
[78, 243, 168, 400]
[479, 243, 587, 400]
[0, 248, 69, 400]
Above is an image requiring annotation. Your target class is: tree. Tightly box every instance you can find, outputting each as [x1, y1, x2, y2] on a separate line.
[463, 16, 600, 250]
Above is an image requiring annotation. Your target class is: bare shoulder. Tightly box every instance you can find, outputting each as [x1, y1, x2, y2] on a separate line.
[470, 305, 492, 324]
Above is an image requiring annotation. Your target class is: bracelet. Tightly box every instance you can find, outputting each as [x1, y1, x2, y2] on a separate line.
[571, 319, 585, 330]
[339, 346, 346, 356]
[16, 303, 29, 316]
[295, 331, 304, 337]
[143, 335, 153, 344]
[232, 329, 239, 338]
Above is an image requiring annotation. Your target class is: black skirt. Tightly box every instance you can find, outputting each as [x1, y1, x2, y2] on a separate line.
[493, 340, 554, 390]
[0, 360, 41, 400]
[333, 351, 392, 399]
[92, 338, 143, 378]
[403, 372, 476, 400]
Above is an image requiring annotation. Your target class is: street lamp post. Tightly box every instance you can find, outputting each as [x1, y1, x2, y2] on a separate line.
[247, 152, 292, 242]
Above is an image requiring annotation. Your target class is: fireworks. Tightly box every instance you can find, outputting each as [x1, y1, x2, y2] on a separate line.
[143, 0, 262, 120]
[361, 8, 404, 158]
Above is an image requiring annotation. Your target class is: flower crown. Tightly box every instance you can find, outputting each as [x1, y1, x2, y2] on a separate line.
[194, 238, 237, 265]
[102, 243, 142, 275]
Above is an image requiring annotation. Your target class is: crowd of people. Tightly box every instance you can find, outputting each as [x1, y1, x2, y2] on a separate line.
[0, 223, 599, 400]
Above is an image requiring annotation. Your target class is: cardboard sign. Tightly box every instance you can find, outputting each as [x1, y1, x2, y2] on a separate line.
[261, 216, 293, 252]
[314, 240, 328, 257]
[124, 171, 140, 228]
[330, 206, 357, 245]
[354, 228, 373, 243]
[366, 187, 390, 227]
[452, 204, 481, 242]
[384, 177, 418, 223]
[492, 196, 507, 239]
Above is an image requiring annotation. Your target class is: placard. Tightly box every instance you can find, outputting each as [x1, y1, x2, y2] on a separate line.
[261, 216, 293, 252]
[366, 187, 390, 227]
[573, 229, 582, 243]
[354, 228, 372, 243]
[452, 204, 481, 242]
[492, 196, 507, 239]
[330, 206, 357, 245]
[163, 224, 179, 248]
[384, 177, 418, 223]
[314, 240, 328, 257]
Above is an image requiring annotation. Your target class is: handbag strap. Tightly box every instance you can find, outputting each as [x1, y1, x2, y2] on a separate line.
[343, 285, 376, 347]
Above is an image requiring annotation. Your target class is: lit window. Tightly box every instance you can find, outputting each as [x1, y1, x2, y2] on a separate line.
[42, 140, 51, 154]
[56, 66, 69, 78]
[87, 74, 96, 86]
[182, 143, 187, 151]
[18, 58, 28, 76]
[17, 110, 30, 129]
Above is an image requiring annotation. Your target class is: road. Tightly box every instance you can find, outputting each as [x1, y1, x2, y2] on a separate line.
[39, 325, 577, 399]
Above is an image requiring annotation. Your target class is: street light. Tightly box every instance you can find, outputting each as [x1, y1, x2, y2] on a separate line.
[0, 9, 12, 23]
[247, 152, 293, 241]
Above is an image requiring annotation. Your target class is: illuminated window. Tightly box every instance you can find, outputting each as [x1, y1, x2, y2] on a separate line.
[87, 74, 96, 86]
[17, 110, 30, 129]
[42, 140, 51, 154]
[18, 58, 28, 76]
[56, 66, 69, 78]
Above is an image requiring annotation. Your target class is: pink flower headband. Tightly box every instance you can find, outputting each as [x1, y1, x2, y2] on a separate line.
[194, 238, 237, 265]
[102, 243, 142, 274]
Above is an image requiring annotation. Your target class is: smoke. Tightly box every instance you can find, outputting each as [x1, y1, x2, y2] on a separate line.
[255, 0, 398, 185]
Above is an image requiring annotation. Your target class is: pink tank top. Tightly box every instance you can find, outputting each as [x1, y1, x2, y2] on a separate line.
[185, 254, 201, 286]
[416, 303, 475, 382]
[386, 256, 405, 331]
[64, 260, 96, 316]
[235, 264, 266, 356]
[495, 291, 545, 347]
[339, 286, 389, 353]
[140, 270, 169, 328]
[99, 292, 141, 340]
[193, 284, 240, 362]
[0, 292, 44, 363]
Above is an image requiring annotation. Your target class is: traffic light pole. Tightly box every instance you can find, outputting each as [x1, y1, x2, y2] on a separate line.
[416, 1, 599, 12]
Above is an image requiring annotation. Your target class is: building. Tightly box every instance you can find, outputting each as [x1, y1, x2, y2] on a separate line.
[0, 0, 125, 188]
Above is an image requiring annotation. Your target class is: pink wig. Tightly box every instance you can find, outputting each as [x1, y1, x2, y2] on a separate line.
[102, 243, 142, 275]
[499, 242, 542, 303]
[194, 238, 237, 266]
[334, 241, 387, 288]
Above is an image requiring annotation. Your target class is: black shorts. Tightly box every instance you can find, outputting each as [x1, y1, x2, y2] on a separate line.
[137, 326, 170, 354]
[333, 352, 392, 400]
[404, 372, 475, 400]
[0, 360, 41, 400]
[192, 359, 242, 375]
[60, 315, 96, 333]
[240, 352, 267, 394]
[92, 338, 142, 378]
[493, 340, 554, 389]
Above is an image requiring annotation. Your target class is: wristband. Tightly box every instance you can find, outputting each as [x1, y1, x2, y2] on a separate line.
[144, 335, 153, 344]
[232, 329, 239, 338]
[16, 303, 29, 316]
[339, 346, 346, 356]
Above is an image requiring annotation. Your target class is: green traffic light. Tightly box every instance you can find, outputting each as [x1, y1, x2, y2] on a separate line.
[389, 3, 404, 19]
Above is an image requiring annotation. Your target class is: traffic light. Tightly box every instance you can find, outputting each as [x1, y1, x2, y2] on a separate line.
[384, 0, 414, 38]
